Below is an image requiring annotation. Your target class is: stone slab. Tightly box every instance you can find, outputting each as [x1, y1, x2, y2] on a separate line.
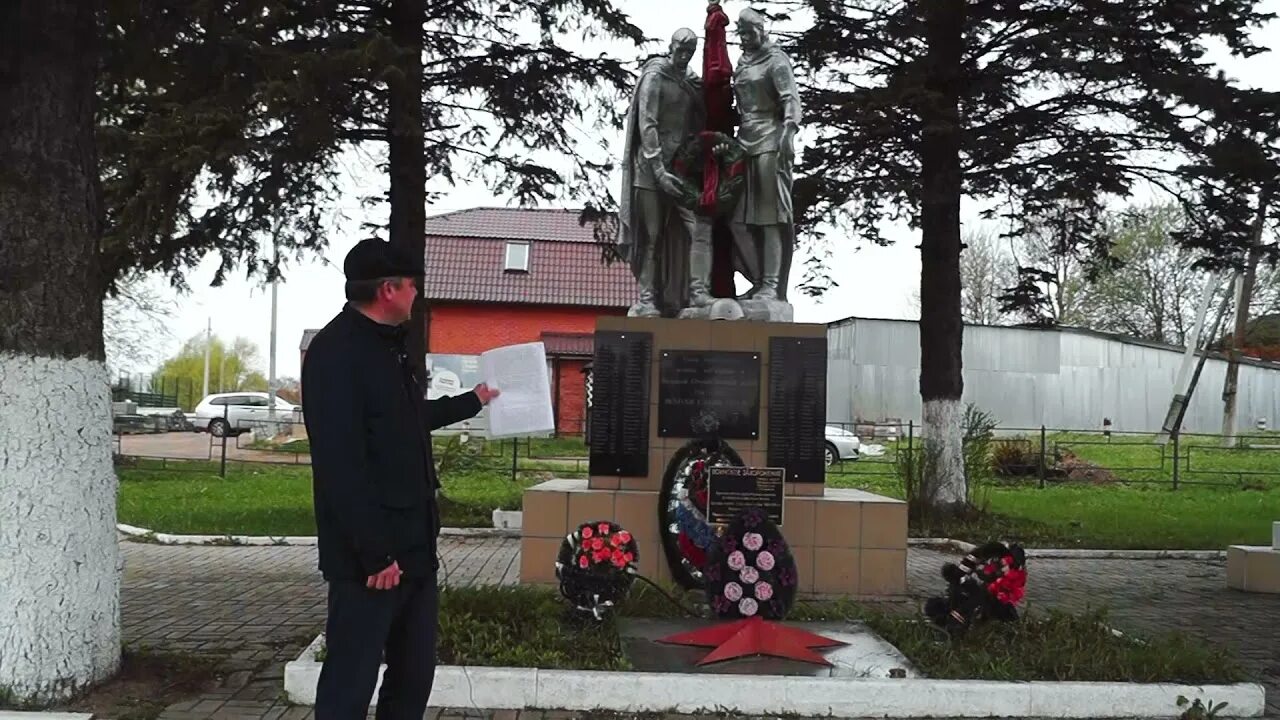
[283, 632, 1268, 717]
[676, 298, 794, 322]
[617, 617, 916, 679]
[1227, 544, 1280, 594]
[740, 297, 794, 322]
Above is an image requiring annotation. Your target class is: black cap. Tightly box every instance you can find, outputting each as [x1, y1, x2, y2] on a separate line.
[343, 238, 423, 281]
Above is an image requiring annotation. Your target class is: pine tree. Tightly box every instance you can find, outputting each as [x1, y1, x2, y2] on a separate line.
[1, 0, 122, 702]
[3, 0, 643, 701]
[98, 0, 645, 365]
[788, 0, 1278, 514]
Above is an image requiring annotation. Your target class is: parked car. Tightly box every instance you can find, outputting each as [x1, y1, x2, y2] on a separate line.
[192, 392, 298, 437]
[825, 425, 861, 466]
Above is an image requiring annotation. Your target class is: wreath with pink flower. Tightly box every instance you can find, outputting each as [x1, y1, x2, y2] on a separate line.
[554, 520, 639, 619]
[703, 507, 798, 620]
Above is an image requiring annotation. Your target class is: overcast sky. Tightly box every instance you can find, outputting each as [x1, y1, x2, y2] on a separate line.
[114, 0, 1280, 382]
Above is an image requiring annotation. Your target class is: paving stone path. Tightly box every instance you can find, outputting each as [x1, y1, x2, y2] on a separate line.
[113, 539, 1276, 720]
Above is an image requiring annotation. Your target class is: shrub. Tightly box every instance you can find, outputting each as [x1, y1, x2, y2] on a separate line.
[434, 433, 488, 475]
[963, 404, 999, 508]
[991, 439, 1038, 477]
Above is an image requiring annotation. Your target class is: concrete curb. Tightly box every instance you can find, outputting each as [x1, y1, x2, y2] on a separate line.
[0, 714, 93, 720]
[912, 537, 1228, 560]
[117, 527, 1230, 558]
[1027, 548, 1227, 560]
[116, 524, 518, 546]
[282, 634, 1266, 718]
[0, 707, 92, 712]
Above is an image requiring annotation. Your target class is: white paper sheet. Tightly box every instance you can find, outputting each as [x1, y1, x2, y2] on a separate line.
[478, 341, 556, 439]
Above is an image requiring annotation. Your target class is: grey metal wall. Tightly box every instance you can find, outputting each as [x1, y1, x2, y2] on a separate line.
[825, 318, 1280, 434]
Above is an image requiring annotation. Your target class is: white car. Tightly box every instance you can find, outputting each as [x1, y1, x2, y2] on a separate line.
[825, 425, 862, 466]
[192, 392, 297, 437]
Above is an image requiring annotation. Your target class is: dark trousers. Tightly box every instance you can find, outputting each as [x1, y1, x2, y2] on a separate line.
[315, 575, 438, 720]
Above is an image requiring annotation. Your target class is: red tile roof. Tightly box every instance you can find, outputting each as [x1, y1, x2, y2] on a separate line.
[540, 331, 595, 357]
[423, 207, 636, 308]
[424, 207, 606, 242]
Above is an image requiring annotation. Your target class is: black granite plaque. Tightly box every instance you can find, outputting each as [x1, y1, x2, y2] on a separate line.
[707, 466, 785, 526]
[587, 330, 652, 476]
[767, 336, 828, 483]
[657, 350, 761, 439]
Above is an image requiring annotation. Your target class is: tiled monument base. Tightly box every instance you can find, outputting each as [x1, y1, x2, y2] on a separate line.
[1226, 522, 1280, 594]
[519, 478, 909, 597]
[525, 314, 910, 597]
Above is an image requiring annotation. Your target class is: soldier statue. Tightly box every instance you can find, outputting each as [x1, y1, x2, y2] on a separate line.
[617, 29, 715, 318]
[728, 8, 801, 304]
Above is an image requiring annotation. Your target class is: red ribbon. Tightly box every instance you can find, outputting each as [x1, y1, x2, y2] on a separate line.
[700, 131, 719, 211]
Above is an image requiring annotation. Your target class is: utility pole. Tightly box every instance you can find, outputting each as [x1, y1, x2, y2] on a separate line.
[1156, 269, 1227, 445]
[268, 238, 279, 422]
[1168, 285, 1237, 443]
[202, 318, 211, 399]
[1221, 197, 1270, 448]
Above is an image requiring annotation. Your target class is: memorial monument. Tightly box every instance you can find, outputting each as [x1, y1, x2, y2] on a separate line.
[520, 3, 907, 600]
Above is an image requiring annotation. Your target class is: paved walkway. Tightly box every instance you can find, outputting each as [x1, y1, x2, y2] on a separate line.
[118, 431, 311, 466]
[112, 539, 1277, 720]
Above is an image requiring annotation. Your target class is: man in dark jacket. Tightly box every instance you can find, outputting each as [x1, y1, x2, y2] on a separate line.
[302, 237, 497, 720]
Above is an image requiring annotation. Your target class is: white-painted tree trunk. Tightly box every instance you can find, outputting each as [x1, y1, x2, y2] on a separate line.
[0, 353, 122, 704]
[921, 398, 966, 507]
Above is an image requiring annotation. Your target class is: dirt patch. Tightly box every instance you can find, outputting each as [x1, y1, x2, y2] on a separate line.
[57, 649, 226, 720]
[1054, 450, 1118, 484]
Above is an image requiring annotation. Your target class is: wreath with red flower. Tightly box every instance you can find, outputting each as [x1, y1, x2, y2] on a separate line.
[668, 130, 749, 217]
[673, 457, 717, 568]
[924, 540, 1027, 633]
[555, 521, 639, 619]
[659, 436, 743, 590]
[703, 507, 798, 620]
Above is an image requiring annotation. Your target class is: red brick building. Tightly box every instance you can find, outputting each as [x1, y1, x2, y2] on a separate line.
[422, 207, 634, 434]
[300, 208, 636, 434]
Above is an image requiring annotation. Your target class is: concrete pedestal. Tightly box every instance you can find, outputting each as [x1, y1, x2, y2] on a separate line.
[1226, 524, 1280, 594]
[533, 314, 909, 598]
[519, 478, 909, 598]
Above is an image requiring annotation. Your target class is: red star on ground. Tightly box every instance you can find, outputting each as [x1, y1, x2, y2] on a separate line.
[657, 615, 848, 666]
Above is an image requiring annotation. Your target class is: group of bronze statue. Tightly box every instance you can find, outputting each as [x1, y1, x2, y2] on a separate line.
[616, 2, 801, 319]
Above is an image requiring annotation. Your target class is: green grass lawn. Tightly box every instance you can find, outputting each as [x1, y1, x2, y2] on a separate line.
[1047, 431, 1280, 486]
[980, 483, 1278, 549]
[122, 428, 1280, 548]
[819, 427, 1280, 545]
[116, 461, 537, 535]
[827, 446, 1280, 548]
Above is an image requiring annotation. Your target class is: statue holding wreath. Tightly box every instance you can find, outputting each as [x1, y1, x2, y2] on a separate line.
[615, 6, 801, 320]
[616, 29, 716, 318]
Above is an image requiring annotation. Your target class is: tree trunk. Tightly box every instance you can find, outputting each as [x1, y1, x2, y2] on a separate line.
[916, 0, 967, 511]
[1221, 197, 1270, 447]
[0, 0, 122, 704]
[388, 0, 427, 377]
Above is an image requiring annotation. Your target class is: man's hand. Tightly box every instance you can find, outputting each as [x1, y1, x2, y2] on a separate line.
[367, 561, 402, 590]
[474, 383, 501, 405]
[658, 171, 682, 198]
